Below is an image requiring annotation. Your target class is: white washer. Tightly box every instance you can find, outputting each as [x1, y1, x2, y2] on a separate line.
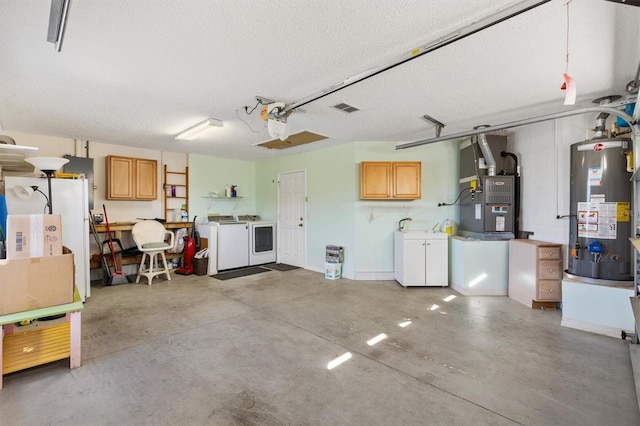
[204, 215, 249, 272]
[196, 223, 218, 275]
[217, 222, 249, 270]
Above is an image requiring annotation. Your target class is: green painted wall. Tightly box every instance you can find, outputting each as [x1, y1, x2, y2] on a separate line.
[192, 140, 459, 278]
[353, 141, 460, 274]
[255, 144, 356, 275]
[189, 154, 256, 222]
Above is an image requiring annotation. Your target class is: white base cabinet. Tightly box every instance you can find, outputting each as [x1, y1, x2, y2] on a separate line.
[394, 231, 448, 287]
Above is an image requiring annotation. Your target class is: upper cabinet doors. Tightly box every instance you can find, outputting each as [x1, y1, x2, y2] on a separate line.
[106, 155, 157, 200]
[360, 161, 421, 200]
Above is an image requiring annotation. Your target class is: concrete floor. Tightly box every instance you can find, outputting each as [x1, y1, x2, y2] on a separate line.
[2, 268, 640, 425]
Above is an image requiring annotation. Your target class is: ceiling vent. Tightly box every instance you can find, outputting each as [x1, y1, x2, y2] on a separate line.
[332, 103, 360, 113]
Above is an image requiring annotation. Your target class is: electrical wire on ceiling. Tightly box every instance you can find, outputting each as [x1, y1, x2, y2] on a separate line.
[243, 98, 266, 115]
[237, 97, 272, 133]
[235, 108, 264, 133]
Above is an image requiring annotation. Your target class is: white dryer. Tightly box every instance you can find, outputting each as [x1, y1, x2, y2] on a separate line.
[238, 215, 276, 266]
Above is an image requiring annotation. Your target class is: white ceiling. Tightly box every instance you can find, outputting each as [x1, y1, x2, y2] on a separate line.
[0, 0, 639, 161]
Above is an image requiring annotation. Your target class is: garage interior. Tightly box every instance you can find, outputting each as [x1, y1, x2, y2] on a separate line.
[1, 0, 640, 424]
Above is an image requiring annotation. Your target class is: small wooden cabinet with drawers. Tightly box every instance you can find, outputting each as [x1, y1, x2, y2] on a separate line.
[508, 239, 563, 308]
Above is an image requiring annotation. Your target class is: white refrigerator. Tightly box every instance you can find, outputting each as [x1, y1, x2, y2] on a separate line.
[4, 176, 91, 301]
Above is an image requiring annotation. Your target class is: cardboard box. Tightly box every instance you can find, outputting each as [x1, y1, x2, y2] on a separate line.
[325, 262, 342, 280]
[0, 247, 74, 315]
[6, 214, 63, 259]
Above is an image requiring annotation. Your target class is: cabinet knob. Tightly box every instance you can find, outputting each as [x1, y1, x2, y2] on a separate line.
[548, 288, 553, 293]
[548, 251, 553, 256]
[549, 269, 553, 272]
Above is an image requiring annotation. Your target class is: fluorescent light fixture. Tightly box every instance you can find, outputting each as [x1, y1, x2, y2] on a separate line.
[398, 320, 412, 328]
[443, 295, 456, 302]
[327, 352, 352, 370]
[367, 333, 387, 346]
[175, 118, 223, 140]
[429, 304, 440, 311]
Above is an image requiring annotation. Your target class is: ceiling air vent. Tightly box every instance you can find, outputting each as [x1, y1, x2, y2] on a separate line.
[332, 102, 360, 113]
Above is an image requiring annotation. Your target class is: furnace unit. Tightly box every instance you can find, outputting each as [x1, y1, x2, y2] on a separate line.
[458, 133, 517, 240]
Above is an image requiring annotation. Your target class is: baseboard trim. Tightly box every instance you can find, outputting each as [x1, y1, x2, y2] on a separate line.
[561, 318, 630, 339]
[450, 283, 507, 296]
[353, 272, 395, 281]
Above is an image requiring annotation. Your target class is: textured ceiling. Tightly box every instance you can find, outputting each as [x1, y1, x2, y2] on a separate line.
[0, 0, 639, 160]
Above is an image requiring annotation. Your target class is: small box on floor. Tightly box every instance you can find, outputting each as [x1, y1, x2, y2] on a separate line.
[325, 262, 342, 280]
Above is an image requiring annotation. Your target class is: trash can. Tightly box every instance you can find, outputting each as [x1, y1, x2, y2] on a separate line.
[325, 245, 344, 280]
[325, 262, 342, 280]
[193, 257, 208, 276]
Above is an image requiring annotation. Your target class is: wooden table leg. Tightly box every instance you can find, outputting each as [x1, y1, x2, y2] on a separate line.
[1, 325, 4, 390]
[67, 311, 82, 369]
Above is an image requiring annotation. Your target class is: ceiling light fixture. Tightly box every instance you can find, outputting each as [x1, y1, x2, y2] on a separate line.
[175, 119, 223, 141]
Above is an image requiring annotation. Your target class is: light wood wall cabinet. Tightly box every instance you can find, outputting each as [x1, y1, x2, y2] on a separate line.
[360, 161, 421, 199]
[508, 239, 563, 308]
[106, 155, 157, 200]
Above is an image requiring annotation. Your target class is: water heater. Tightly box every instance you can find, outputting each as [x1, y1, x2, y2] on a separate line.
[568, 137, 633, 281]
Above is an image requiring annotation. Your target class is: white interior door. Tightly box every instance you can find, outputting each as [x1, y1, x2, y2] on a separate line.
[277, 170, 305, 267]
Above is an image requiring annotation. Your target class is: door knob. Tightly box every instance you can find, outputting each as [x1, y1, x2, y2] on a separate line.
[298, 223, 303, 227]
[299, 217, 303, 221]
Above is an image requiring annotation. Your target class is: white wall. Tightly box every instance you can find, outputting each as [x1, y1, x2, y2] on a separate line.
[508, 115, 593, 246]
[2, 131, 187, 223]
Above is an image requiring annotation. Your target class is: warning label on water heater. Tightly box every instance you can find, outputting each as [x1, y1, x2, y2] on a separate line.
[577, 201, 617, 239]
[588, 167, 603, 186]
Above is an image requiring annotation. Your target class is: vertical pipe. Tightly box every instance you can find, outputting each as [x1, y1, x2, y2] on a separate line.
[477, 133, 496, 176]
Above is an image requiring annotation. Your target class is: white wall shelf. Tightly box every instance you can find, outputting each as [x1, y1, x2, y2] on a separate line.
[202, 196, 243, 211]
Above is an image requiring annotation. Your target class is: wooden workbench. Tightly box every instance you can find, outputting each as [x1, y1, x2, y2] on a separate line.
[94, 221, 192, 233]
[93, 221, 192, 268]
[1, 287, 83, 389]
